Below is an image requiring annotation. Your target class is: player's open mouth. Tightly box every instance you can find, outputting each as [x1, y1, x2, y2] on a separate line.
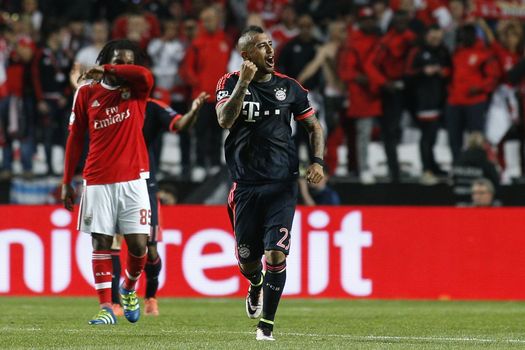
[265, 56, 274, 68]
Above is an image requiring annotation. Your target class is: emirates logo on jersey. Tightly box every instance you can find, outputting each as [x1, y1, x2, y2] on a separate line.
[94, 106, 131, 130]
[274, 87, 287, 101]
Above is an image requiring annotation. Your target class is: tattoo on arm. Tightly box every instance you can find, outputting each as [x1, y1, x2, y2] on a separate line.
[217, 80, 249, 128]
[299, 115, 325, 158]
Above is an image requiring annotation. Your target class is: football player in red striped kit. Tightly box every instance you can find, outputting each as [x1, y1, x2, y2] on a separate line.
[61, 40, 154, 325]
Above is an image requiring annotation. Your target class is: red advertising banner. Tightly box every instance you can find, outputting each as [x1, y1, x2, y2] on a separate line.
[1, 205, 525, 299]
[473, 0, 525, 19]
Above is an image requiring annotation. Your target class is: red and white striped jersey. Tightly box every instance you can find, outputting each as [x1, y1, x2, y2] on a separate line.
[63, 64, 154, 185]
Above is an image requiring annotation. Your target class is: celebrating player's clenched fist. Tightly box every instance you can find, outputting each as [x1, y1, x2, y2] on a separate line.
[306, 163, 324, 184]
[240, 60, 258, 83]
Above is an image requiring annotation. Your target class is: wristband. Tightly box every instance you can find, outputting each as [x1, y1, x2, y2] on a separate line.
[312, 157, 325, 167]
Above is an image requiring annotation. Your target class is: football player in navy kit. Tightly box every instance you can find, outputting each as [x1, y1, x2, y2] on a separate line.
[216, 26, 325, 341]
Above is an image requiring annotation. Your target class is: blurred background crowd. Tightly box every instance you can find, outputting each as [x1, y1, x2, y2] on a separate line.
[1, 0, 525, 206]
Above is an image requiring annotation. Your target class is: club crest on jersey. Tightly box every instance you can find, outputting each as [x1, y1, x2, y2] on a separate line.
[120, 87, 131, 100]
[84, 215, 92, 226]
[238, 244, 251, 259]
[274, 87, 286, 101]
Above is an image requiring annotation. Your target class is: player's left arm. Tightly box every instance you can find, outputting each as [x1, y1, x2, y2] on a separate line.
[298, 114, 325, 184]
[171, 92, 209, 131]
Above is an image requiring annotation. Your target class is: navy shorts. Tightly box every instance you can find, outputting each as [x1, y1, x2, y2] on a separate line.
[227, 181, 298, 263]
[147, 178, 161, 244]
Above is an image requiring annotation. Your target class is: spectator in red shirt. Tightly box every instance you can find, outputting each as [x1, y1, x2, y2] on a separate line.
[338, 8, 381, 184]
[366, 10, 416, 182]
[446, 24, 501, 162]
[181, 6, 230, 179]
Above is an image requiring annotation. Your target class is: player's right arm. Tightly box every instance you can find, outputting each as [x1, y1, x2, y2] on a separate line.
[216, 60, 257, 129]
[83, 64, 154, 99]
[104, 64, 154, 99]
[61, 85, 88, 211]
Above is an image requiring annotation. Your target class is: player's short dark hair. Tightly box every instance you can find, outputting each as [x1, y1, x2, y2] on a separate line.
[237, 25, 264, 52]
[96, 39, 147, 66]
[241, 25, 264, 36]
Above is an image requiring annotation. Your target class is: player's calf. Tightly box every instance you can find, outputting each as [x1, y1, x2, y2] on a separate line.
[257, 252, 287, 340]
[239, 262, 264, 319]
[144, 254, 162, 316]
[110, 248, 122, 312]
[120, 243, 147, 323]
[144, 255, 162, 298]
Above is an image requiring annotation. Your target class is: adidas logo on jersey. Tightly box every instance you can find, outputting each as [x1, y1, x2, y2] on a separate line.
[91, 100, 100, 108]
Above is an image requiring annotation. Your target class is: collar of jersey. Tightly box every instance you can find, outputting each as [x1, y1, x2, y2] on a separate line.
[101, 81, 121, 90]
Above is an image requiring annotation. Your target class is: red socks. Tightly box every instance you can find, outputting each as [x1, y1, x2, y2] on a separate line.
[92, 250, 113, 308]
[123, 251, 147, 291]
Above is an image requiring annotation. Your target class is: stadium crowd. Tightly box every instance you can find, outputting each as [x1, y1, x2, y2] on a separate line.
[0, 0, 524, 193]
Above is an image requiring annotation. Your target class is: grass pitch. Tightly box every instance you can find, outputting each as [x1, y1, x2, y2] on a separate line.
[2, 298, 525, 349]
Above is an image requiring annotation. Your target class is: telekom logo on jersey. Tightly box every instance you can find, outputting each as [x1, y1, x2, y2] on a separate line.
[0, 209, 372, 297]
[93, 106, 131, 130]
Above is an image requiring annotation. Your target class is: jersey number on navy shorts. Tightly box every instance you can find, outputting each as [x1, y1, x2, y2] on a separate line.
[276, 228, 290, 250]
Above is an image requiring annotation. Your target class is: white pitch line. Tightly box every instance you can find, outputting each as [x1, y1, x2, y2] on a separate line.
[3, 326, 525, 344]
[0, 327, 42, 332]
[165, 329, 525, 344]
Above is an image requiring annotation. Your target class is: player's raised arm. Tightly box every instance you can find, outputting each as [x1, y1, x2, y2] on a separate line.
[173, 92, 209, 131]
[298, 114, 325, 184]
[103, 64, 154, 99]
[216, 60, 257, 129]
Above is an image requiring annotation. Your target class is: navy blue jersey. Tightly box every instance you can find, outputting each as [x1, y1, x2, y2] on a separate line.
[143, 98, 182, 146]
[143, 98, 182, 187]
[216, 71, 315, 184]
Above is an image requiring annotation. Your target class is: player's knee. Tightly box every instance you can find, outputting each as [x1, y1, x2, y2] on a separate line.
[125, 234, 148, 256]
[265, 250, 286, 265]
[239, 260, 261, 275]
[92, 233, 113, 250]
[147, 243, 158, 261]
